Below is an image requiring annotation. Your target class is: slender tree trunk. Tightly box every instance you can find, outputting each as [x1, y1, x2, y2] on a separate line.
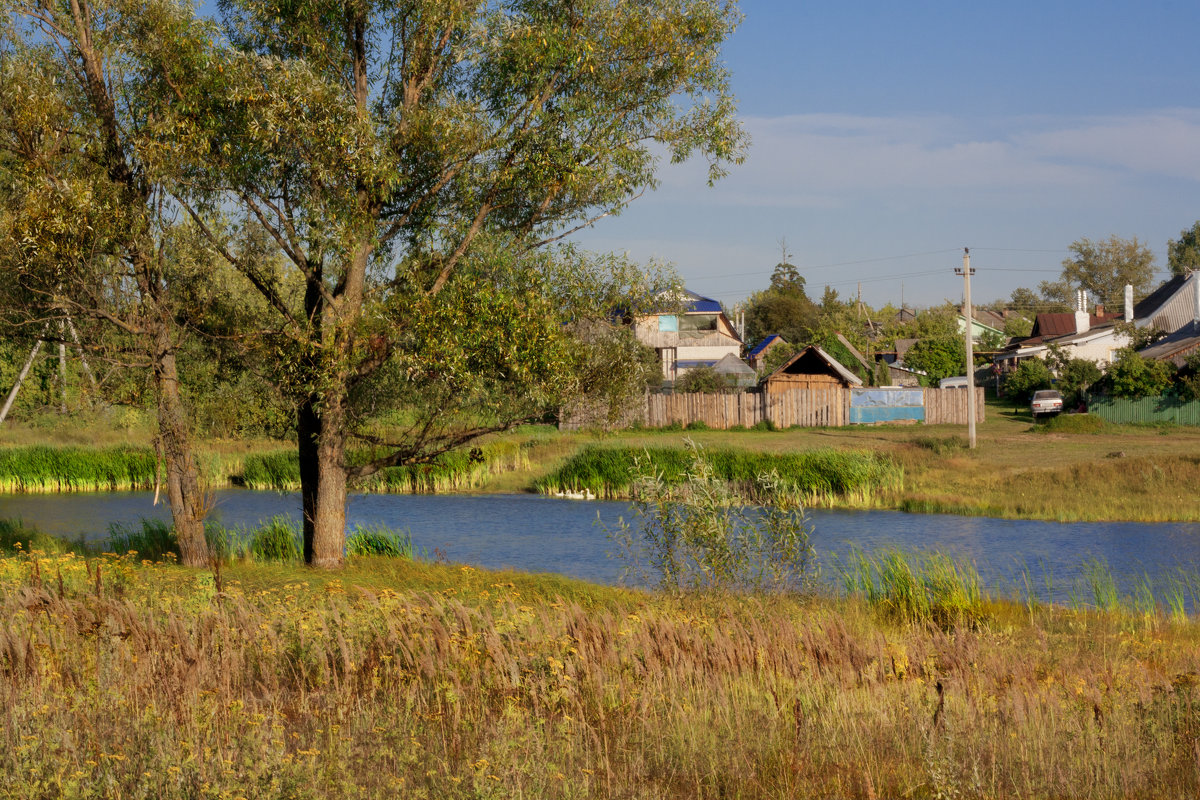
[151, 321, 208, 566]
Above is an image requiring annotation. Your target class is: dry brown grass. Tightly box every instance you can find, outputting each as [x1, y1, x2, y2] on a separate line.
[2, 552, 1199, 798]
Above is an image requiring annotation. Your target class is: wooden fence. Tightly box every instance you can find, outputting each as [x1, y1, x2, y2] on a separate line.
[1088, 396, 1200, 425]
[631, 387, 983, 430]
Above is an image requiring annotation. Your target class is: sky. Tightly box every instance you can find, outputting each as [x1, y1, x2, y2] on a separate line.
[570, 0, 1200, 310]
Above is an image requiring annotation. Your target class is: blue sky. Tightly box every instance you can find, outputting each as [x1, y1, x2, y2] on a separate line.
[571, 0, 1200, 309]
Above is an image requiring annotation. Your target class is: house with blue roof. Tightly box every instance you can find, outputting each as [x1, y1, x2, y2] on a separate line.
[746, 334, 788, 371]
[632, 289, 746, 386]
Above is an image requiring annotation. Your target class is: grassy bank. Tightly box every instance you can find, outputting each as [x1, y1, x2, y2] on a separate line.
[2, 543, 1199, 799]
[6, 397, 1200, 521]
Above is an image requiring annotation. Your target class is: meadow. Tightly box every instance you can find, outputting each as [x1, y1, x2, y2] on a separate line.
[2, 526, 1199, 799]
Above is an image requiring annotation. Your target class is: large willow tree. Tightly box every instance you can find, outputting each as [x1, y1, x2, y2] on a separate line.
[142, 0, 745, 567]
[0, 0, 213, 565]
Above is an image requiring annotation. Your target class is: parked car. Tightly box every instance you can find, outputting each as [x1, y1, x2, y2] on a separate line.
[1030, 389, 1063, 420]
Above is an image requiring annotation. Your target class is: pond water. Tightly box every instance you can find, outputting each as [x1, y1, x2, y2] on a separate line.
[3, 490, 1200, 604]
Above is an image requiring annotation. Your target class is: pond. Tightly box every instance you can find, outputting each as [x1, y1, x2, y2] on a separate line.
[3, 489, 1200, 605]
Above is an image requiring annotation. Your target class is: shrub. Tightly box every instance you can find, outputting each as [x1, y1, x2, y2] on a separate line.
[674, 366, 732, 394]
[605, 442, 817, 593]
[1003, 359, 1053, 405]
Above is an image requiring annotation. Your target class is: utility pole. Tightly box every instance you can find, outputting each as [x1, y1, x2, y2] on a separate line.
[956, 248, 977, 449]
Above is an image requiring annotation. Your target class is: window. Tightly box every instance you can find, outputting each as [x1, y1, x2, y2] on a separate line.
[658, 315, 678, 332]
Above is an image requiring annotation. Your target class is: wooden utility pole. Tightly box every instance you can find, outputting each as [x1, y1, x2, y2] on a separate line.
[956, 248, 977, 448]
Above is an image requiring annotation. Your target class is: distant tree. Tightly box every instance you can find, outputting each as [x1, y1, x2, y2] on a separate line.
[1003, 359, 1053, 405]
[1057, 235, 1158, 310]
[1009, 287, 1040, 312]
[1167, 222, 1200, 277]
[903, 336, 965, 386]
[1003, 315, 1033, 338]
[757, 341, 797, 376]
[1106, 349, 1174, 399]
[743, 247, 819, 346]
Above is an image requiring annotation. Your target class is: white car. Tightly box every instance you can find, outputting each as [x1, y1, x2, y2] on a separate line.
[1030, 389, 1063, 420]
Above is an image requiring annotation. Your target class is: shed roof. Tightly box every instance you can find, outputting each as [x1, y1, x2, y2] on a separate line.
[747, 334, 784, 359]
[763, 345, 863, 387]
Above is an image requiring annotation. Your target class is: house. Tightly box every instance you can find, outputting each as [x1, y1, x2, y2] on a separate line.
[956, 312, 1006, 345]
[631, 289, 744, 385]
[1134, 270, 1200, 365]
[760, 345, 863, 393]
[996, 291, 1125, 371]
[746, 334, 788, 371]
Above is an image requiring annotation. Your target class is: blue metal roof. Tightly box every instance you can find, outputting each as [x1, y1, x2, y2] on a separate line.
[747, 334, 781, 358]
[681, 290, 723, 314]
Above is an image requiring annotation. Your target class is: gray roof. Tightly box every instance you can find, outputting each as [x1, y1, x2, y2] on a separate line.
[1139, 325, 1200, 366]
[711, 353, 756, 376]
[1134, 272, 1198, 334]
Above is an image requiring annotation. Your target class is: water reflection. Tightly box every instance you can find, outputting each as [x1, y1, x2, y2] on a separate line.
[2, 490, 1199, 604]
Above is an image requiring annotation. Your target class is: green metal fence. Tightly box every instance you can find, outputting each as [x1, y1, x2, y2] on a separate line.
[1088, 396, 1200, 425]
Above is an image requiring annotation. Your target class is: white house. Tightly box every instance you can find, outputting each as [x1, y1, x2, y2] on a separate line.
[631, 289, 745, 384]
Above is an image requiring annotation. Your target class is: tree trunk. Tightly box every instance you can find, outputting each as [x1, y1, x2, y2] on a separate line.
[298, 391, 347, 568]
[152, 324, 208, 567]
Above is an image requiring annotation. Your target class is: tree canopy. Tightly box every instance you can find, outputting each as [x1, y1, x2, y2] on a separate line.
[128, 0, 746, 566]
[1040, 236, 1158, 312]
[1168, 222, 1200, 277]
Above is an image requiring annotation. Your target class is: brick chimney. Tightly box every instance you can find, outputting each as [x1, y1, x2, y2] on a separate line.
[1074, 289, 1090, 334]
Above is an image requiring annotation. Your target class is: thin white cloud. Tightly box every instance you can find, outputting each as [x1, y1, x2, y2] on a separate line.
[648, 109, 1200, 208]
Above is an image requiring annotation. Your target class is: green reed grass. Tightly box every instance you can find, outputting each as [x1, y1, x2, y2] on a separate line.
[240, 441, 530, 493]
[536, 444, 902, 503]
[0, 445, 158, 492]
[838, 547, 985, 627]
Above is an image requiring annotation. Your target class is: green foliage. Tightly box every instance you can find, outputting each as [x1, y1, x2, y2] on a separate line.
[1046, 345, 1102, 406]
[1003, 314, 1034, 338]
[756, 340, 797, 376]
[0, 518, 76, 554]
[605, 443, 817, 592]
[1003, 359, 1053, 404]
[1176, 353, 1200, 401]
[1045, 235, 1158, 310]
[1167, 221, 1200, 277]
[674, 365, 732, 394]
[743, 257, 820, 346]
[902, 336, 965, 386]
[1107, 349, 1175, 399]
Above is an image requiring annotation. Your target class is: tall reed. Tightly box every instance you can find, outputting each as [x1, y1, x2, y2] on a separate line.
[537, 444, 902, 503]
[0, 445, 157, 492]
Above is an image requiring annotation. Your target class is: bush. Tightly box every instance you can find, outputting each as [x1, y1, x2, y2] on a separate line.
[1106, 349, 1174, 399]
[605, 442, 817, 593]
[674, 366, 732, 394]
[1003, 359, 1053, 405]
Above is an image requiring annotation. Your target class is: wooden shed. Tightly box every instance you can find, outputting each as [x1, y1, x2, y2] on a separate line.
[761, 345, 863, 393]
